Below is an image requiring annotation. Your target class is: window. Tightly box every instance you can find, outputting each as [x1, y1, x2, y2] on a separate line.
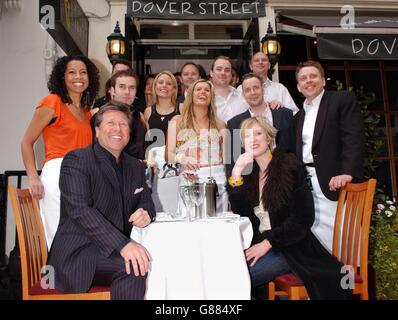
[351, 71, 383, 111]
[278, 34, 307, 65]
[141, 24, 190, 40]
[386, 71, 398, 110]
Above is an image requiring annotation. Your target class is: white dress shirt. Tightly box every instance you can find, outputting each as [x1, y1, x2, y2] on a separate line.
[302, 90, 325, 164]
[248, 106, 273, 126]
[215, 86, 248, 123]
[238, 78, 299, 115]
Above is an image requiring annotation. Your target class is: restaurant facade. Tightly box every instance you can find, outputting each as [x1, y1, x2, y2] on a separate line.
[40, 0, 398, 206]
[0, 0, 398, 283]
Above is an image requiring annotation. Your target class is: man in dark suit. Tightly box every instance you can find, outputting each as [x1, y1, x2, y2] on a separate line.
[48, 102, 155, 300]
[295, 60, 365, 252]
[226, 73, 295, 178]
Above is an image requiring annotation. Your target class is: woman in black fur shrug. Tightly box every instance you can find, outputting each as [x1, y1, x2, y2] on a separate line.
[227, 116, 351, 300]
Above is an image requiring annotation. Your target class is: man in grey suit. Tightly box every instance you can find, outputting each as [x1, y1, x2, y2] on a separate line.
[48, 102, 155, 300]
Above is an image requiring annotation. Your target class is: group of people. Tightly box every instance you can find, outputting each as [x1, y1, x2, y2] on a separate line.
[20, 51, 364, 300]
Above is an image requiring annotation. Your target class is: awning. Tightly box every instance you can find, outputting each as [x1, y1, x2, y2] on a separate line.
[317, 33, 397, 60]
[283, 13, 398, 29]
[279, 10, 398, 60]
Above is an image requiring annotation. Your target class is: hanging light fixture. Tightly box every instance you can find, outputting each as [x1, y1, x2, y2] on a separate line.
[261, 22, 281, 66]
[106, 21, 126, 63]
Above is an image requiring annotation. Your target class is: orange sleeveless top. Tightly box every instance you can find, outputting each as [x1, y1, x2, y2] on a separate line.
[37, 94, 92, 164]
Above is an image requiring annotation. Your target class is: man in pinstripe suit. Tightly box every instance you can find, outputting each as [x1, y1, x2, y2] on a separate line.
[48, 102, 155, 300]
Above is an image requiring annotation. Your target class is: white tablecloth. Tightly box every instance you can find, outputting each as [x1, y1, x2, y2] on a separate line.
[131, 217, 253, 300]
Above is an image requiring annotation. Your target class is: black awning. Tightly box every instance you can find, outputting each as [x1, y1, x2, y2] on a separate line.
[317, 33, 398, 60]
[282, 10, 398, 29]
[280, 10, 398, 60]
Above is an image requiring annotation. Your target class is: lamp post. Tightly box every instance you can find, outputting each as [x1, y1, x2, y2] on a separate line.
[106, 21, 126, 63]
[261, 22, 281, 66]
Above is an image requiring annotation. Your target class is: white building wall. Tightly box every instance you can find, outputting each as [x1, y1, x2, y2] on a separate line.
[0, 0, 66, 257]
[79, 0, 113, 94]
[0, 0, 48, 173]
[78, 0, 129, 94]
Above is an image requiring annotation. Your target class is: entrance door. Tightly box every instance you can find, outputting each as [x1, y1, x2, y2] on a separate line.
[127, 17, 259, 83]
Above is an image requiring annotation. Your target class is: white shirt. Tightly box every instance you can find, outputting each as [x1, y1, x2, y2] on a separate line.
[238, 78, 299, 115]
[215, 86, 248, 123]
[302, 90, 325, 164]
[248, 106, 273, 127]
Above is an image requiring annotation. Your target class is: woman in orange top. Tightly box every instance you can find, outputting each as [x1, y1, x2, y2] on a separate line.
[21, 55, 99, 249]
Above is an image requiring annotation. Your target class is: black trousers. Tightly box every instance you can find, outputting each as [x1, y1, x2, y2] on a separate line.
[92, 251, 147, 300]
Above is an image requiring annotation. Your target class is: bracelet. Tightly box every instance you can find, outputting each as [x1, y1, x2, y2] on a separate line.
[228, 176, 244, 187]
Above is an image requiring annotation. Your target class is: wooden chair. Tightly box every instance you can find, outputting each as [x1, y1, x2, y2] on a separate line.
[268, 178, 377, 300]
[8, 185, 111, 300]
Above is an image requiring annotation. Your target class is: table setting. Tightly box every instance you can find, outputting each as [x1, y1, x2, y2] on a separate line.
[131, 180, 254, 300]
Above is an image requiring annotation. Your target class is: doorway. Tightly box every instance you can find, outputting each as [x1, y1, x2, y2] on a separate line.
[126, 16, 259, 82]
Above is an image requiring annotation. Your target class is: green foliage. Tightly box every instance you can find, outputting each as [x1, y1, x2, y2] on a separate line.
[356, 88, 383, 180]
[369, 195, 398, 300]
[335, 80, 397, 299]
[334, 81, 383, 179]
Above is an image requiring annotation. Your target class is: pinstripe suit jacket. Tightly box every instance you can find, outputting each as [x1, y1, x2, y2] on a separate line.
[47, 143, 155, 293]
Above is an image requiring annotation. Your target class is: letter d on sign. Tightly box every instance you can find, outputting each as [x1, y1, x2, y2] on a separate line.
[352, 38, 364, 54]
[41, 265, 55, 290]
[132, 1, 142, 13]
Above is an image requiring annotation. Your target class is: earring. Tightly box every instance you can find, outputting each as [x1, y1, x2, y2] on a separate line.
[266, 148, 272, 159]
[84, 90, 90, 105]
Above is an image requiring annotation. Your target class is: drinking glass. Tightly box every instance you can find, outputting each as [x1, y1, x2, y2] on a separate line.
[190, 183, 205, 220]
[179, 185, 194, 221]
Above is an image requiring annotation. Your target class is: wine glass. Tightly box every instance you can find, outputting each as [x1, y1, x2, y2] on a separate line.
[190, 183, 205, 220]
[179, 185, 194, 221]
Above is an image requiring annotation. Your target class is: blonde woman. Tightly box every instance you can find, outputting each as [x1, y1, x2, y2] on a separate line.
[143, 70, 179, 144]
[166, 79, 228, 213]
[227, 116, 351, 300]
[143, 71, 180, 213]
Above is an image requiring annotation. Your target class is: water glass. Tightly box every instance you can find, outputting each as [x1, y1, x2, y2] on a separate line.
[179, 185, 194, 221]
[190, 183, 205, 219]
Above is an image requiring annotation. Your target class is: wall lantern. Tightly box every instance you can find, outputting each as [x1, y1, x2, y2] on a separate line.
[106, 21, 126, 63]
[261, 22, 281, 66]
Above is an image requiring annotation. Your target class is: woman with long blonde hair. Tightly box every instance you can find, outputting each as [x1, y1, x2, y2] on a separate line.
[143, 70, 179, 141]
[143, 71, 180, 213]
[166, 79, 228, 213]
